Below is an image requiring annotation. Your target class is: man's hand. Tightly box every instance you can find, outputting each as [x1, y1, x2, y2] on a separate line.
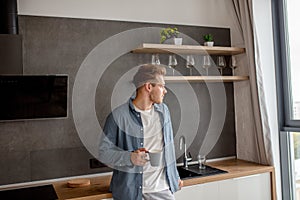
[130, 149, 148, 166]
[178, 179, 183, 190]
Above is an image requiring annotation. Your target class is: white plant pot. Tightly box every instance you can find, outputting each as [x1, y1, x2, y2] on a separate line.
[204, 41, 214, 46]
[173, 38, 183, 45]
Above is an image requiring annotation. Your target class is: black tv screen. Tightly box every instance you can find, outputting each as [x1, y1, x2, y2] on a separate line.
[0, 75, 68, 121]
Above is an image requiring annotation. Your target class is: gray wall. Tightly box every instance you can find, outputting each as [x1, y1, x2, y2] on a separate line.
[0, 15, 235, 185]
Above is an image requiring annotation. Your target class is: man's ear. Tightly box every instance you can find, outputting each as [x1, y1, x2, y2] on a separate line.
[145, 82, 152, 92]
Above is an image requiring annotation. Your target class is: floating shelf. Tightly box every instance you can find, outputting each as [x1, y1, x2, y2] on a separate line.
[132, 43, 246, 55]
[164, 76, 249, 83]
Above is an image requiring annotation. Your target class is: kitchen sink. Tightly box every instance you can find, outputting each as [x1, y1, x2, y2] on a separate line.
[177, 164, 227, 179]
[177, 166, 199, 179]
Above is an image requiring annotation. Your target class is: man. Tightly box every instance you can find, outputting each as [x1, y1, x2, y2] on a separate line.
[99, 64, 183, 200]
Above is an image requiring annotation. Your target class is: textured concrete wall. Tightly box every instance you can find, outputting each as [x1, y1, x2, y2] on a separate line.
[0, 15, 235, 185]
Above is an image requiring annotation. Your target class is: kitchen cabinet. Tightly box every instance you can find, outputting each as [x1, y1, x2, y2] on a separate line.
[218, 172, 271, 200]
[175, 172, 271, 200]
[175, 181, 219, 199]
[132, 43, 248, 82]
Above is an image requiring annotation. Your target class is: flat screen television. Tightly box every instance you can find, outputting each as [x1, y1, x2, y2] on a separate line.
[0, 75, 68, 121]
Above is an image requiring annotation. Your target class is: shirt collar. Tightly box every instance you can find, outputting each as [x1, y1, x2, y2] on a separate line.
[128, 97, 162, 113]
[128, 96, 137, 112]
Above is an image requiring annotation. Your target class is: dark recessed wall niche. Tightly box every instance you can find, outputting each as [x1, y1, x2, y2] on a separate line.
[0, 34, 23, 74]
[0, 15, 235, 185]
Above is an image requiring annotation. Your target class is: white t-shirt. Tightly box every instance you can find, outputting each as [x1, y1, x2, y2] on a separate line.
[134, 105, 169, 193]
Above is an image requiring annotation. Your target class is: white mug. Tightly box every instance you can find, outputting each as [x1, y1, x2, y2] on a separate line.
[148, 150, 163, 167]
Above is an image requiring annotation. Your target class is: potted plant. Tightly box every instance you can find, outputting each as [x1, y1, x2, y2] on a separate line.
[160, 27, 182, 45]
[203, 34, 214, 46]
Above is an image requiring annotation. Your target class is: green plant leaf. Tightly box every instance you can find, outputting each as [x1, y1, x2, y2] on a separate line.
[203, 34, 213, 42]
[160, 27, 180, 42]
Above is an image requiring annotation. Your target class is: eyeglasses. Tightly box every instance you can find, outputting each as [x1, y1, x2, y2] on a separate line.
[150, 83, 166, 89]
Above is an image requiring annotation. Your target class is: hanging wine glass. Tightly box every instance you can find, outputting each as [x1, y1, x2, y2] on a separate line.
[229, 56, 237, 76]
[151, 54, 160, 65]
[168, 55, 178, 76]
[186, 55, 195, 76]
[202, 55, 211, 76]
[217, 56, 226, 75]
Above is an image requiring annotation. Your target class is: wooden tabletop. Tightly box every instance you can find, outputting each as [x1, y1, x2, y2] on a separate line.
[53, 159, 275, 200]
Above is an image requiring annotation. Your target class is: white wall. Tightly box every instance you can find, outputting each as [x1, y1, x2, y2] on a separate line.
[17, 0, 243, 46]
[252, 0, 281, 199]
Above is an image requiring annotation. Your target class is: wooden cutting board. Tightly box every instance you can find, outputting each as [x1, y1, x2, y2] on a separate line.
[67, 179, 91, 188]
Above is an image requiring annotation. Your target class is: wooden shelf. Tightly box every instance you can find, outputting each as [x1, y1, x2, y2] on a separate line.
[164, 76, 249, 83]
[132, 43, 246, 55]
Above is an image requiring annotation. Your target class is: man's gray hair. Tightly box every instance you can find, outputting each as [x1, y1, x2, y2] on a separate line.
[133, 64, 166, 89]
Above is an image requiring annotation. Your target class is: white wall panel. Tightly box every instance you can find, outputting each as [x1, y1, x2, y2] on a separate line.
[17, 0, 243, 45]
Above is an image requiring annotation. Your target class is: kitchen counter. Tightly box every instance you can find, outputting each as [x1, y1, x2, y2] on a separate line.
[53, 175, 112, 200]
[53, 159, 276, 200]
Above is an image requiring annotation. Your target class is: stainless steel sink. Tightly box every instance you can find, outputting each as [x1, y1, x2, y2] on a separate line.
[177, 164, 227, 179]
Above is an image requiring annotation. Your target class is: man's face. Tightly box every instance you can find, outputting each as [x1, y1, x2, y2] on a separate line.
[149, 75, 167, 104]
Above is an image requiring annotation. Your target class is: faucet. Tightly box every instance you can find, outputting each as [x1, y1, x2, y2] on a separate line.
[179, 135, 191, 169]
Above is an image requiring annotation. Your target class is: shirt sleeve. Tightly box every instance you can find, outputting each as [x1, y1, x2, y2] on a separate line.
[98, 113, 134, 168]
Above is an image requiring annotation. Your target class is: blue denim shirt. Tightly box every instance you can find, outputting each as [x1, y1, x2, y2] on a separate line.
[99, 98, 180, 200]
